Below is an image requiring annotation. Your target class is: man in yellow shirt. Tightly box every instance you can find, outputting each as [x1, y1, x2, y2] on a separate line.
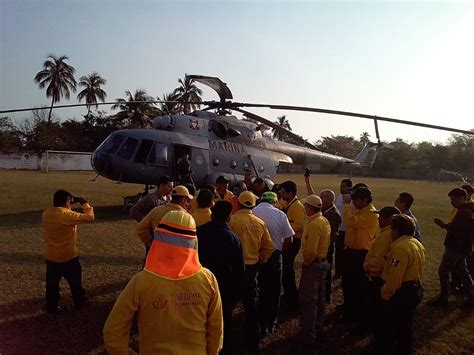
[370, 214, 425, 355]
[298, 195, 331, 344]
[362, 206, 400, 337]
[136, 185, 193, 247]
[214, 176, 234, 202]
[192, 188, 214, 227]
[279, 180, 306, 311]
[229, 191, 274, 352]
[341, 186, 378, 325]
[104, 210, 223, 355]
[42, 190, 94, 313]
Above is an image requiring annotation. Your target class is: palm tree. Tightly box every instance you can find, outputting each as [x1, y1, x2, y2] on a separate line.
[159, 92, 180, 115]
[112, 89, 157, 128]
[173, 74, 202, 114]
[359, 131, 371, 146]
[34, 55, 77, 124]
[272, 115, 292, 140]
[77, 72, 107, 114]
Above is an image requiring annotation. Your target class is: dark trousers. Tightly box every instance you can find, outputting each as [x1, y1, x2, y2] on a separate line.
[438, 248, 473, 301]
[220, 301, 236, 355]
[341, 248, 368, 322]
[298, 261, 329, 342]
[282, 238, 301, 309]
[45, 257, 86, 311]
[243, 263, 261, 351]
[375, 281, 423, 354]
[325, 242, 335, 302]
[334, 231, 345, 277]
[258, 250, 282, 332]
[367, 276, 384, 333]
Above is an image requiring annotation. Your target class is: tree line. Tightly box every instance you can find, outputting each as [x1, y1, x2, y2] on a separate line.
[1, 54, 472, 180]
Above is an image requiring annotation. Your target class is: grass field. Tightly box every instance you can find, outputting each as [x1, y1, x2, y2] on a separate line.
[0, 170, 472, 354]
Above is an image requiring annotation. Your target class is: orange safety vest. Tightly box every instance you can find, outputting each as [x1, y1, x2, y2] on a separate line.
[144, 220, 201, 279]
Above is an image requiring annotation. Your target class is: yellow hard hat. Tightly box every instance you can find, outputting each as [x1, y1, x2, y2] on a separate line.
[157, 210, 196, 236]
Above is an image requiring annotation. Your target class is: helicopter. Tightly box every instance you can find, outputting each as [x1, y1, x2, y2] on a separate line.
[89, 75, 384, 187]
[2, 75, 473, 188]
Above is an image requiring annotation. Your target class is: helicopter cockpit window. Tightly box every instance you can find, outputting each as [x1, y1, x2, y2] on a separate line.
[102, 134, 126, 154]
[209, 120, 227, 139]
[134, 139, 154, 163]
[147, 142, 168, 166]
[117, 137, 139, 160]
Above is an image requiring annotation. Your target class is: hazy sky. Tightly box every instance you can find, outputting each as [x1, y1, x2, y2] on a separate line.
[1, 1, 473, 144]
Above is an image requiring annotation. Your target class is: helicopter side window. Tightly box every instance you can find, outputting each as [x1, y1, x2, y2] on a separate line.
[102, 134, 126, 154]
[117, 137, 139, 160]
[209, 120, 227, 139]
[147, 142, 168, 166]
[134, 139, 154, 163]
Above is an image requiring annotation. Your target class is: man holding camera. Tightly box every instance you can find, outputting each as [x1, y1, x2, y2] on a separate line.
[41, 190, 95, 313]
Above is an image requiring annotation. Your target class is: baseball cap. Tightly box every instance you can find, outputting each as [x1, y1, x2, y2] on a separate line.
[350, 183, 368, 190]
[391, 213, 416, 229]
[238, 191, 257, 208]
[375, 206, 401, 218]
[171, 185, 194, 199]
[351, 187, 372, 199]
[261, 191, 278, 202]
[216, 176, 230, 184]
[302, 194, 322, 208]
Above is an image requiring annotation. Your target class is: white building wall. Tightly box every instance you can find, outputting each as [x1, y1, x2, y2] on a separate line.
[0, 151, 93, 171]
[45, 151, 93, 171]
[0, 153, 40, 170]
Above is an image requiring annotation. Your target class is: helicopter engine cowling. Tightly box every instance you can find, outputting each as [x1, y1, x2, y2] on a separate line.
[152, 115, 174, 130]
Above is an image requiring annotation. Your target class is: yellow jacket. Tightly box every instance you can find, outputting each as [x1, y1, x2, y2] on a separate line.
[189, 198, 198, 214]
[103, 268, 223, 355]
[364, 225, 392, 277]
[381, 236, 426, 301]
[42, 203, 94, 262]
[136, 203, 187, 246]
[283, 197, 306, 237]
[229, 209, 274, 265]
[343, 203, 378, 250]
[192, 208, 212, 227]
[301, 212, 331, 266]
[214, 190, 233, 203]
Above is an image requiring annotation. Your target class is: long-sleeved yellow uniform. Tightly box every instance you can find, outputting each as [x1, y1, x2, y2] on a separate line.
[301, 212, 331, 266]
[229, 209, 274, 265]
[42, 203, 94, 262]
[103, 268, 223, 355]
[136, 203, 187, 246]
[214, 190, 233, 203]
[283, 197, 306, 238]
[343, 203, 378, 250]
[364, 225, 392, 277]
[381, 236, 426, 300]
[192, 208, 212, 227]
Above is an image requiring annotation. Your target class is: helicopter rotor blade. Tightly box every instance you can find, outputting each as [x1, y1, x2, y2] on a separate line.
[0, 100, 180, 115]
[227, 102, 474, 136]
[233, 107, 319, 150]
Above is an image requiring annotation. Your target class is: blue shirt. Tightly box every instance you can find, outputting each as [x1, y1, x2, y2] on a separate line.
[404, 210, 421, 241]
[197, 220, 245, 304]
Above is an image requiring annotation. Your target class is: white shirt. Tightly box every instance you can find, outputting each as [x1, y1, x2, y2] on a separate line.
[334, 195, 355, 233]
[253, 202, 294, 251]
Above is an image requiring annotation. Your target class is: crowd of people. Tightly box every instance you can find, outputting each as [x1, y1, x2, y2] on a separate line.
[40, 171, 474, 354]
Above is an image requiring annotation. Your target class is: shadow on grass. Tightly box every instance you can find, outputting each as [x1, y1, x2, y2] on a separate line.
[0, 252, 143, 267]
[413, 300, 473, 349]
[0, 206, 131, 228]
[0, 279, 131, 354]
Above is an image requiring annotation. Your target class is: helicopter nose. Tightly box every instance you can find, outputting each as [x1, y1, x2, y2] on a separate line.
[91, 151, 111, 175]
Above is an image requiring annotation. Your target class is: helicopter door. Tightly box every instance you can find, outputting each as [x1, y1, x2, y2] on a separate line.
[174, 145, 192, 182]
